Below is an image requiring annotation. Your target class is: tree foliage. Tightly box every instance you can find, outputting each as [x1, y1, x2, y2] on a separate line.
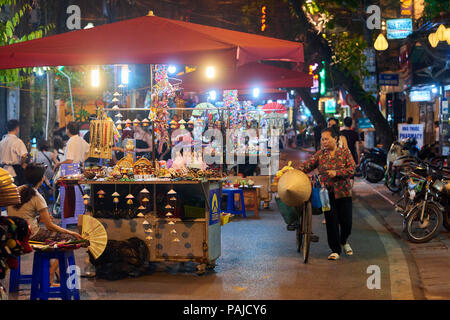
[423, 0, 449, 20]
[0, 0, 54, 84]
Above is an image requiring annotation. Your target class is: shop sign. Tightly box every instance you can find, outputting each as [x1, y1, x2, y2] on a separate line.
[400, 0, 413, 17]
[409, 90, 432, 102]
[379, 73, 399, 86]
[386, 19, 413, 39]
[398, 124, 424, 150]
[358, 118, 374, 129]
[209, 189, 220, 225]
[324, 99, 336, 113]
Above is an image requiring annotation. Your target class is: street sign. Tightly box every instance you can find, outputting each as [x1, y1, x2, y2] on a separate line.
[358, 118, 374, 129]
[379, 73, 399, 86]
[386, 19, 412, 39]
[398, 124, 424, 150]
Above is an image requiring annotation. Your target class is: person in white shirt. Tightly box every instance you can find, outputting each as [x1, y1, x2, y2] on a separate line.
[0, 119, 29, 185]
[53, 122, 90, 171]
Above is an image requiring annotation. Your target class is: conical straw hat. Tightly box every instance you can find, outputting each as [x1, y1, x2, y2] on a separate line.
[277, 169, 311, 207]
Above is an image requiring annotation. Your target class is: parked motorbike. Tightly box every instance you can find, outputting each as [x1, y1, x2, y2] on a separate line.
[359, 147, 387, 183]
[385, 138, 439, 193]
[394, 160, 450, 242]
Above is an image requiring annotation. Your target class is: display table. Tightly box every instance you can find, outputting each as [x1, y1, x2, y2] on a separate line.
[78, 178, 224, 274]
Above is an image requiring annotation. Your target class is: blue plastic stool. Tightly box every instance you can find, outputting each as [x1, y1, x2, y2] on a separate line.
[222, 188, 246, 218]
[60, 185, 85, 229]
[30, 250, 80, 300]
[9, 255, 33, 293]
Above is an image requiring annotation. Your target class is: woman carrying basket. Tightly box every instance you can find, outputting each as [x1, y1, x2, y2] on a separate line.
[297, 128, 356, 261]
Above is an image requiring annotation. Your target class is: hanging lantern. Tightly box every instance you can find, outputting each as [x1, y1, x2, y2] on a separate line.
[428, 32, 439, 48]
[140, 188, 150, 194]
[168, 221, 175, 225]
[113, 197, 119, 204]
[146, 236, 153, 240]
[138, 205, 146, 210]
[142, 119, 150, 127]
[374, 33, 388, 51]
[436, 24, 447, 41]
[144, 228, 153, 234]
[170, 229, 177, 234]
[133, 119, 141, 127]
[125, 119, 132, 127]
[167, 189, 177, 196]
[172, 238, 180, 242]
[83, 194, 90, 205]
[97, 190, 105, 199]
[166, 212, 173, 217]
[137, 213, 145, 218]
[142, 220, 149, 225]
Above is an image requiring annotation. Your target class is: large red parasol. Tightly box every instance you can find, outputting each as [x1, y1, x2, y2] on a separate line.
[179, 62, 312, 92]
[262, 102, 287, 114]
[0, 14, 304, 70]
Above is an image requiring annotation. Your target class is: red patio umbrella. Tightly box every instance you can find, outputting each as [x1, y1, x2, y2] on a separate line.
[179, 62, 312, 92]
[0, 14, 304, 70]
[262, 102, 287, 114]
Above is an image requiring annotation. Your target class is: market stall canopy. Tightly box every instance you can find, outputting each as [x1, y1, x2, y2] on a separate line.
[262, 102, 287, 114]
[192, 102, 218, 116]
[179, 62, 312, 92]
[0, 13, 304, 70]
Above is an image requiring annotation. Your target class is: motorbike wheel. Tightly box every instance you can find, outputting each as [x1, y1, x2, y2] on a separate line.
[406, 203, 443, 243]
[365, 167, 384, 183]
[385, 172, 401, 193]
[443, 210, 450, 232]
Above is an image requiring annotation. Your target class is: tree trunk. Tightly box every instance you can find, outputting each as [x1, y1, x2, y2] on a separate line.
[17, 0, 32, 147]
[288, 0, 394, 149]
[296, 88, 327, 128]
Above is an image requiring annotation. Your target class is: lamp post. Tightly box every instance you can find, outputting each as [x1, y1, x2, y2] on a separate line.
[57, 69, 75, 119]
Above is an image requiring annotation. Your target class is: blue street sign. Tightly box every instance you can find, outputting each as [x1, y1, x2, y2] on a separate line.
[379, 73, 399, 86]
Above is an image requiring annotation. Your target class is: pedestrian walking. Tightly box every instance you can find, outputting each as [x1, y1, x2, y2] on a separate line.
[297, 128, 356, 260]
[312, 122, 323, 151]
[0, 119, 29, 185]
[340, 117, 360, 165]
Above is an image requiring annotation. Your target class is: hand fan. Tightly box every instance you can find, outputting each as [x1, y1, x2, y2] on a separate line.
[81, 215, 108, 259]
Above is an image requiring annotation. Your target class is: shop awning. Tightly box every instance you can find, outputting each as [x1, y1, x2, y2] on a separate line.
[179, 62, 312, 92]
[0, 14, 304, 70]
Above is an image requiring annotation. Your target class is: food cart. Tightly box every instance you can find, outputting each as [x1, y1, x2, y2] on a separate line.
[80, 178, 224, 274]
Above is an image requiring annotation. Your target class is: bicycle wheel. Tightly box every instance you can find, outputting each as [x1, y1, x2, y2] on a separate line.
[300, 202, 312, 263]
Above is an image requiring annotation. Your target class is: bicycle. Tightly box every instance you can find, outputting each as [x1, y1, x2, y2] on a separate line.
[295, 201, 313, 263]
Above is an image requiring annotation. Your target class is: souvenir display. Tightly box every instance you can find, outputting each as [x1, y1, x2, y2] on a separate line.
[89, 119, 115, 159]
[0, 168, 20, 207]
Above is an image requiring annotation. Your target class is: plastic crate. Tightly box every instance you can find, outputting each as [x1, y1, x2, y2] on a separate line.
[184, 205, 205, 219]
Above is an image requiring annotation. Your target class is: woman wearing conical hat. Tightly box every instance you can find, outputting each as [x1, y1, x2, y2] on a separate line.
[297, 128, 355, 261]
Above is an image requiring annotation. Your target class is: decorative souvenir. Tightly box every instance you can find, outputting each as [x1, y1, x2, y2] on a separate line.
[142, 118, 150, 127]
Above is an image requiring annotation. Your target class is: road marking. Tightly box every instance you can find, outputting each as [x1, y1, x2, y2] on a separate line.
[362, 181, 395, 206]
[355, 182, 415, 299]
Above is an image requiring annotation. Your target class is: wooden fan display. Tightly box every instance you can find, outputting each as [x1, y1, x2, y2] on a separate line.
[81, 215, 108, 259]
[89, 119, 114, 159]
[0, 168, 20, 207]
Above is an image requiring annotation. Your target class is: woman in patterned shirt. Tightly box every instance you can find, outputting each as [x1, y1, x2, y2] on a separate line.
[298, 128, 356, 260]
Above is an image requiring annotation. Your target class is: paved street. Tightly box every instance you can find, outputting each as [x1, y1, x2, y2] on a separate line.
[6, 149, 450, 300]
